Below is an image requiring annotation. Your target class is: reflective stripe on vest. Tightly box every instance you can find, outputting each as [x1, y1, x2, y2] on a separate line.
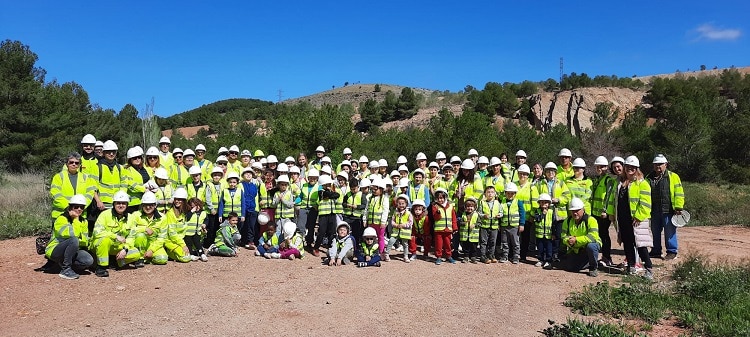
[318, 192, 335, 215]
[433, 204, 453, 231]
[534, 210, 555, 239]
[479, 199, 501, 229]
[459, 212, 480, 242]
[390, 211, 411, 240]
[502, 200, 520, 227]
[276, 191, 295, 219]
[222, 189, 242, 216]
[367, 195, 385, 225]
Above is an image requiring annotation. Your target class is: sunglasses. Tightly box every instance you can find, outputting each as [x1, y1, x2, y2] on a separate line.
[365, 238, 375, 240]
[217, 162, 227, 166]
[626, 166, 637, 171]
[70, 204, 85, 210]
[229, 151, 239, 155]
[142, 203, 155, 207]
[67, 161, 80, 165]
[104, 151, 116, 154]
[174, 155, 183, 159]
[114, 202, 128, 206]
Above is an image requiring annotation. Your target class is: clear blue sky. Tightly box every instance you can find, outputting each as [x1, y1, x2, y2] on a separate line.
[2, 1, 748, 117]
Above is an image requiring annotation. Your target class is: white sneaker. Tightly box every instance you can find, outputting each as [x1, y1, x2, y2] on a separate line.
[396, 246, 404, 252]
[404, 255, 410, 263]
[190, 255, 199, 261]
[535, 261, 543, 267]
[254, 251, 261, 256]
[409, 254, 417, 261]
[270, 253, 281, 259]
[200, 254, 208, 262]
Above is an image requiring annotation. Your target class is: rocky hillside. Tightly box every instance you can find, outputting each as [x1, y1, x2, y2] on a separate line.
[282, 84, 434, 107]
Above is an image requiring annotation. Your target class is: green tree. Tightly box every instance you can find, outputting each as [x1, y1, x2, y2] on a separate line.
[396, 87, 418, 120]
[358, 99, 381, 132]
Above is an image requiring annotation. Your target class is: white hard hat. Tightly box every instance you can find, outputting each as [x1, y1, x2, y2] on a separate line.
[289, 166, 300, 174]
[611, 156, 625, 164]
[558, 148, 572, 157]
[412, 168, 425, 177]
[260, 158, 267, 165]
[113, 191, 130, 203]
[251, 162, 263, 170]
[103, 140, 118, 151]
[257, 212, 270, 226]
[518, 164, 530, 174]
[81, 134, 96, 144]
[544, 162, 557, 170]
[195, 144, 206, 151]
[218, 146, 229, 154]
[154, 167, 169, 180]
[242, 166, 254, 175]
[395, 193, 410, 203]
[625, 155, 640, 168]
[477, 156, 489, 165]
[434, 187, 448, 196]
[216, 155, 228, 163]
[318, 175, 333, 186]
[435, 151, 446, 160]
[390, 170, 400, 178]
[68, 194, 87, 206]
[277, 163, 289, 172]
[460, 158, 475, 170]
[337, 171, 348, 180]
[146, 146, 159, 156]
[141, 191, 157, 204]
[211, 167, 224, 176]
[315, 145, 326, 153]
[515, 150, 527, 158]
[321, 156, 332, 164]
[653, 154, 668, 164]
[283, 222, 297, 239]
[428, 161, 439, 169]
[450, 156, 461, 164]
[320, 166, 332, 175]
[465, 196, 478, 205]
[337, 221, 351, 233]
[359, 178, 371, 188]
[226, 172, 240, 181]
[341, 160, 351, 167]
[95, 141, 104, 147]
[468, 149, 479, 156]
[538, 193, 552, 202]
[308, 169, 319, 177]
[183, 149, 195, 157]
[505, 182, 518, 193]
[127, 147, 144, 159]
[284, 156, 295, 164]
[240, 149, 251, 157]
[569, 197, 585, 211]
[265, 155, 277, 164]
[276, 175, 290, 184]
[572, 158, 586, 168]
[343, 147, 352, 155]
[442, 163, 453, 171]
[359, 155, 369, 163]
[490, 157, 502, 166]
[378, 159, 387, 167]
[373, 178, 387, 190]
[594, 156, 609, 166]
[363, 227, 377, 238]
[398, 165, 409, 172]
[398, 178, 410, 188]
[189, 166, 202, 176]
[173, 148, 183, 155]
[412, 199, 426, 208]
[173, 188, 188, 200]
[416, 152, 427, 161]
[159, 136, 171, 144]
[397, 155, 408, 164]
[369, 160, 380, 169]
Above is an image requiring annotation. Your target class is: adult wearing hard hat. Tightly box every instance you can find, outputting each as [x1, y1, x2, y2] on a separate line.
[79, 134, 99, 175]
[591, 156, 617, 267]
[536, 162, 571, 262]
[566, 158, 593, 214]
[309, 145, 326, 171]
[484, 157, 506, 197]
[515, 164, 539, 262]
[126, 191, 166, 266]
[163, 188, 192, 263]
[646, 154, 685, 260]
[144, 146, 163, 178]
[94, 141, 104, 159]
[92, 191, 142, 277]
[45, 195, 95, 279]
[509, 150, 528, 183]
[556, 197, 601, 277]
[454, 159, 484, 212]
[158, 136, 174, 168]
[556, 148, 574, 181]
[89, 140, 127, 232]
[613, 156, 654, 279]
[194, 144, 214, 182]
[49, 152, 97, 222]
[337, 147, 353, 172]
[203, 166, 226, 248]
[123, 147, 150, 214]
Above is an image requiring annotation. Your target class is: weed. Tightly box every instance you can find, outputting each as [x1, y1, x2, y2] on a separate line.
[540, 317, 642, 337]
[683, 182, 750, 227]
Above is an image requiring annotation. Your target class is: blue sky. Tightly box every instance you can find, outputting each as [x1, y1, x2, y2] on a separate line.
[2, 1, 748, 117]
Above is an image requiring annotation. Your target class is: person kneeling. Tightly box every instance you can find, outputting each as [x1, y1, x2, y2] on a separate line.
[556, 198, 601, 277]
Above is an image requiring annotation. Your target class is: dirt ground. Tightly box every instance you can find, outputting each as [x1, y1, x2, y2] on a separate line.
[2, 225, 749, 336]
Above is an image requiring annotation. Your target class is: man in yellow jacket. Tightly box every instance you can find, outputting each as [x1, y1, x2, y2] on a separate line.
[92, 191, 142, 277]
[557, 197, 601, 277]
[647, 154, 685, 260]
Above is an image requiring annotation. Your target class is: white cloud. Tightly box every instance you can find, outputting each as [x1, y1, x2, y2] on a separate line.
[694, 24, 741, 41]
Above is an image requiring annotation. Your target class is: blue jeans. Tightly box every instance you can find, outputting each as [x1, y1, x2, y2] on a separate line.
[558, 242, 600, 272]
[257, 244, 279, 255]
[536, 238, 553, 263]
[651, 213, 677, 254]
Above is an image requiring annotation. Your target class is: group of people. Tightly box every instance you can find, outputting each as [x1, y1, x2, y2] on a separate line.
[42, 134, 685, 280]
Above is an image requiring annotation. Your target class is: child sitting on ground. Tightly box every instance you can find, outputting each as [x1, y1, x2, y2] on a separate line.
[357, 227, 382, 267]
[209, 212, 241, 257]
[255, 222, 280, 258]
[326, 221, 355, 266]
[271, 222, 304, 260]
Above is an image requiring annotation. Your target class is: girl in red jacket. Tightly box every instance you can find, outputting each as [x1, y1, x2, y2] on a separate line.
[430, 188, 458, 265]
[409, 199, 432, 261]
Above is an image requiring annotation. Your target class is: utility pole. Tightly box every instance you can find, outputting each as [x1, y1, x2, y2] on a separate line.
[277, 89, 283, 103]
[559, 57, 564, 85]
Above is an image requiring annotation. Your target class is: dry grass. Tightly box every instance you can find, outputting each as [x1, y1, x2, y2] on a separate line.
[0, 171, 51, 239]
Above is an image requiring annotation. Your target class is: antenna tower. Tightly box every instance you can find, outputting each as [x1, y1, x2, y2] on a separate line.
[559, 57, 564, 84]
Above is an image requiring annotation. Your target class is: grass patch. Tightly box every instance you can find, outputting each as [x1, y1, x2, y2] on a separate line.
[539, 317, 643, 336]
[0, 171, 51, 239]
[564, 253, 750, 336]
[683, 182, 750, 227]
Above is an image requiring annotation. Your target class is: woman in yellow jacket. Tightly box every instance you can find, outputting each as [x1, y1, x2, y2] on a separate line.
[163, 188, 192, 263]
[612, 156, 654, 279]
[45, 195, 94, 280]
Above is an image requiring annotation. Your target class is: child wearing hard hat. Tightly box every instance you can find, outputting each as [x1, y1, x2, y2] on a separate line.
[209, 212, 241, 257]
[326, 221, 355, 266]
[498, 182, 525, 264]
[313, 175, 340, 257]
[478, 185, 502, 264]
[533, 193, 555, 269]
[356, 227, 382, 267]
[365, 178, 390, 257]
[240, 166, 260, 249]
[458, 197, 481, 263]
[153, 167, 174, 215]
[385, 194, 413, 263]
[429, 188, 458, 265]
[408, 199, 431, 261]
[277, 222, 304, 260]
[185, 197, 208, 262]
[218, 172, 245, 225]
[342, 178, 366, 243]
[255, 222, 280, 258]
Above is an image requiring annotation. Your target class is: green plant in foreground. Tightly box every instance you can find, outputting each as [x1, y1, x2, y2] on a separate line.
[540, 318, 642, 337]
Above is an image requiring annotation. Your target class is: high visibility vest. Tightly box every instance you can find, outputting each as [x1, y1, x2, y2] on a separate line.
[185, 210, 206, 236]
[226, 161, 243, 176]
[623, 179, 652, 222]
[647, 171, 685, 211]
[159, 152, 173, 169]
[196, 159, 214, 182]
[80, 155, 99, 177]
[478, 199, 501, 229]
[566, 177, 593, 214]
[343, 191, 364, 217]
[360, 242, 379, 257]
[591, 174, 616, 215]
[46, 215, 88, 258]
[49, 170, 96, 219]
[124, 165, 147, 207]
[534, 210, 555, 240]
[409, 184, 428, 204]
[222, 189, 243, 217]
[366, 195, 387, 225]
[125, 210, 163, 248]
[432, 204, 454, 232]
[501, 199, 521, 227]
[413, 215, 427, 235]
[155, 185, 174, 214]
[275, 190, 295, 219]
[484, 174, 506, 194]
[556, 165, 574, 182]
[536, 178, 570, 221]
[188, 182, 208, 203]
[207, 182, 224, 211]
[501, 162, 512, 181]
[261, 231, 280, 247]
[299, 183, 320, 209]
[94, 161, 126, 207]
[259, 183, 274, 209]
[334, 186, 347, 215]
[562, 214, 601, 253]
[459, 211, 480, 242]
[318, 189, 336, 216]
[516, 180, 538, 220]
[166, 210, 187, 244]
[390, 210, 412, 240]
[169, 164, 190, 189]
[93, 210, 130, 248]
